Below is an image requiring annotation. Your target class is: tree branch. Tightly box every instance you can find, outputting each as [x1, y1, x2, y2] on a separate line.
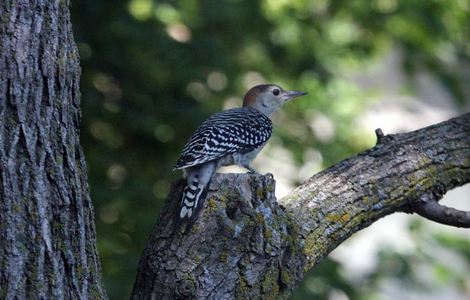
[132, 113, 470, 299]
[412, 193, 470, 228]
[374, 125, 470, 228]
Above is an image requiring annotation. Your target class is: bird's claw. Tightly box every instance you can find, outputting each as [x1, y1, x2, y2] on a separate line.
[246, 166, 259, 174]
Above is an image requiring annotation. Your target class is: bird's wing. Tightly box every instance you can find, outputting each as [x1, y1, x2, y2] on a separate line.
[174, 107, 272, 169]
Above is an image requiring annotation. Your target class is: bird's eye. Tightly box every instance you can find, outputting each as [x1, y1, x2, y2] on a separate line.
[272, 88, 280, 96]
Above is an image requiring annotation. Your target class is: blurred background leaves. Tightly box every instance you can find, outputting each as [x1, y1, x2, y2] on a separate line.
[71, 0, 470, 299]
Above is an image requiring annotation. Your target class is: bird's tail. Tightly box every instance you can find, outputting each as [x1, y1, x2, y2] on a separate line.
[177, 174, 209, 233]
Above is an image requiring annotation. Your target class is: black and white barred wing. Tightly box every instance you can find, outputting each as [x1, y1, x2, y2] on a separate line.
[174, 107, 272, 169]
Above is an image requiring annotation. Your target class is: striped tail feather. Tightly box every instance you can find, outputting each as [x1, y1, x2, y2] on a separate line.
[177, 175, 209, 233]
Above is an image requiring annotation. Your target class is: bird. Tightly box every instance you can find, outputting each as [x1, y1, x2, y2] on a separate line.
[173, 84, 307, 230]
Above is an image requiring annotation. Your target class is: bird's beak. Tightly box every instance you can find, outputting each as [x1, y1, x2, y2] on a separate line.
[281, 90, 308, 102]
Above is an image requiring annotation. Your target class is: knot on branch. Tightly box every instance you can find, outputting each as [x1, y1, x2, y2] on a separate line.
[375, 128, 396, 145]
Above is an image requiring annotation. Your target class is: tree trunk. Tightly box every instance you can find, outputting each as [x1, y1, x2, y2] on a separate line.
[132, 113, 470, 299]
[0, 1, 107, 299]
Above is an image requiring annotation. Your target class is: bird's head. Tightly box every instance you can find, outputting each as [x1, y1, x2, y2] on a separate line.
[242, 84, 307, 116]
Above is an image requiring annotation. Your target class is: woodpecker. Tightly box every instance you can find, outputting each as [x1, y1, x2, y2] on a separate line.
[174, 84, 307, 230]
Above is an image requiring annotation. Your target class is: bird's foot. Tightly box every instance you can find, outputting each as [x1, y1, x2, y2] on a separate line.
[246, 166, 259, 174]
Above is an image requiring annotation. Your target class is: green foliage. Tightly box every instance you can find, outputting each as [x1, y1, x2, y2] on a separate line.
[71, 0, 469, 298]
[291, 258, 359, 300]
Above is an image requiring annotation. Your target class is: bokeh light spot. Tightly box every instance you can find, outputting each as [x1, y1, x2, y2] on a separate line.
[100, 204, 120, 224]
[92, 73, 122, 100]
[243, 72, 266, 89]
[89, 121, 123, 148]
[309, 112, 336, 143]
[373, 0, 398, 13]
[128, 0, 153, 21]
[207, 71, 227, 91]
[186, 81, 210, 102]
[166, 23, 192, 43]
[155, 3, 180, 24]
[154, 124, 175, 143]
[223, 96, 242, 110]
[78, 43, 92, 60]
[107, 163, 128, 184]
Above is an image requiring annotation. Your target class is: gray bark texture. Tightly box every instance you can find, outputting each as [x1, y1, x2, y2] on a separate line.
[132, 113, 470, 299]
[0, 1, 107, 299]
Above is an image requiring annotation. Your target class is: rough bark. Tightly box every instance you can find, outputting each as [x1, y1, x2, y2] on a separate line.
[132, 113, 470, 299]
[0, 1, 107, 299]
